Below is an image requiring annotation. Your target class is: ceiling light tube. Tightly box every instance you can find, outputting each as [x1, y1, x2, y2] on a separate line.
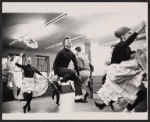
[9, 13, 67, 46]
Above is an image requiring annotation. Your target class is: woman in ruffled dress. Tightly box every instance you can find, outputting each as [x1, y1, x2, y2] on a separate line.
[95, 51, 146, 112]
[95, 21, 147, 112]
[15, 53, 47, 113]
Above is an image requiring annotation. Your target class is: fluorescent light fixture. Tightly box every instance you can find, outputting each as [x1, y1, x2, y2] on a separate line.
[9, 13, 67, 46]
[44, 13, 67, 26]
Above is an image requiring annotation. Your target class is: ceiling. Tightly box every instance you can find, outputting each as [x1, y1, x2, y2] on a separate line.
[2, 3, 147, 52]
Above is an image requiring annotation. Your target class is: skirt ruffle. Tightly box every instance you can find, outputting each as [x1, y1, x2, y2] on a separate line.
[97, 59, 144, 110]
[17, 78, 48, 99]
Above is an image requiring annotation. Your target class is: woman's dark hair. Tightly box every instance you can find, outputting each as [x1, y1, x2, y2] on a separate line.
[75, 46, 82, 52]
[114, 26, 131, 41]
[8, 53, 14, 57]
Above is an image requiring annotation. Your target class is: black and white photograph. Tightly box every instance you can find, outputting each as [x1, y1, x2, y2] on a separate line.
[1, 2, 148, 120]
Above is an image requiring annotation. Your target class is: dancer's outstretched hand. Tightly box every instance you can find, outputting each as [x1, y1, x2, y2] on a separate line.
[136, 20, 147, 34]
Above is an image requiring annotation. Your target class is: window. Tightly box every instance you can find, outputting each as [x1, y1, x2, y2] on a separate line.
[2, 57, 7, 66]
[36, 55, 49, 77]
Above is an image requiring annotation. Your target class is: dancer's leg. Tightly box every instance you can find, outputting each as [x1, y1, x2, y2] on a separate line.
[23, 91, 32, 113]
[126, 89, 146, 111]
[80, 70, 90, 100]
[58, 68, 83, 96]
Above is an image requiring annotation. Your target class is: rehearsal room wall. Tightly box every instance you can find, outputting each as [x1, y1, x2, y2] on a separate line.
[130, 39, 146, 51]
[2, 47, 57, 73]
[2, 39, 146, 94]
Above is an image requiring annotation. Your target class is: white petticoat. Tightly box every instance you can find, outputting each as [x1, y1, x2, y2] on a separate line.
[17, 78, 48, 99]
[97, 59, 144, 110]
[22, 78, 34, 92]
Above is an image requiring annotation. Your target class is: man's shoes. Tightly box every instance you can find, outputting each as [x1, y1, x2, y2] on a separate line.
[84, 93, 89, 101]
[75, 99, 87, 103]
[95, 101, 106, 109]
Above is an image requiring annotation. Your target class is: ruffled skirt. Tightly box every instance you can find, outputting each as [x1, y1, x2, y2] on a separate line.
[17, 78, 48, 99]
[97, 59, 144, 111]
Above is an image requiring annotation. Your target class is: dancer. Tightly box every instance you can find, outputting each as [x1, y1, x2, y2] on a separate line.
[15, 54, 47, 113]
[53, 37, 86, 102]
[3, 53, 18, 99]
[49, 67, 60, 106]
[95, 21, 147, 112]
[111, 21, 146, 64]
[75, 46, 94, 101]
[95, 50, 146, 112]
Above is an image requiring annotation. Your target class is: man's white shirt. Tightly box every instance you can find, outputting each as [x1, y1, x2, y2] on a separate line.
[3, 60, 16, 74]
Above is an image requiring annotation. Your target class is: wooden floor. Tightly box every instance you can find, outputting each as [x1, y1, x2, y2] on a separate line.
[2, 93, 147, 113]
[2, 93, 111, 113]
